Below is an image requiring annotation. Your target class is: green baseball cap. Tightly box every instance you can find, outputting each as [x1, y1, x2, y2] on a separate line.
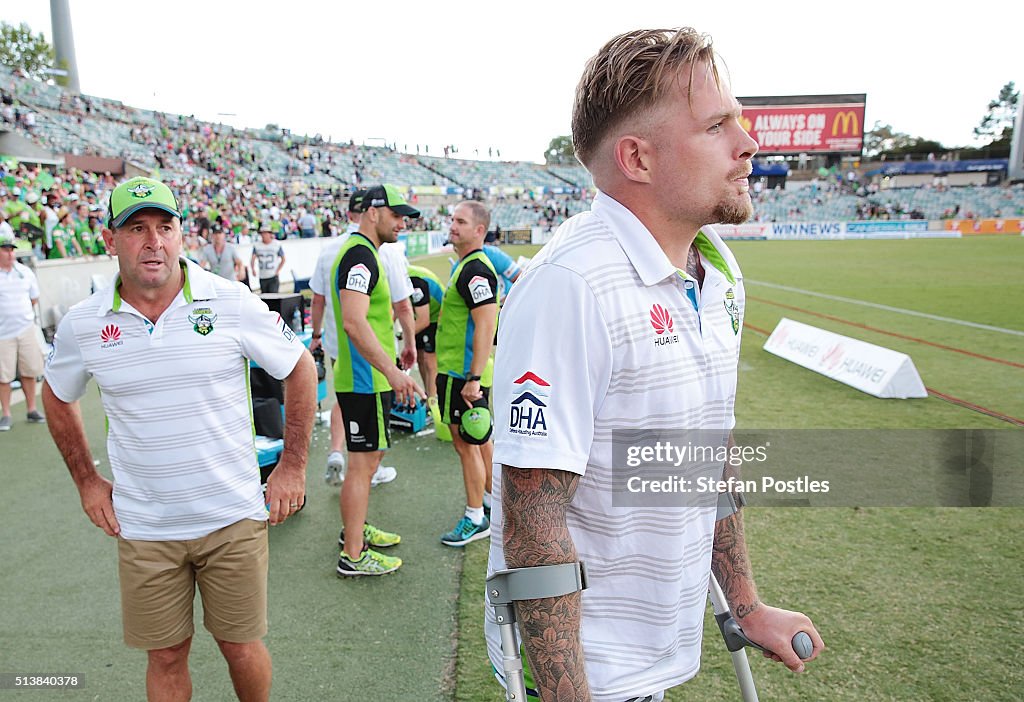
[107, 176, 182, 228]
[359, 184, 420, 218]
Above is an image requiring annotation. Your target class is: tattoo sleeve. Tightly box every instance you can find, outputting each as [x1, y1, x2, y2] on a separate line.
[502, 465, 591, 701]
[712, 510, 761, 620]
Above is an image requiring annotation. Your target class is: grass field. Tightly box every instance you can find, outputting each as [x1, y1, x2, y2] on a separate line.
[448, 236, 1024, 701]
[2, 236, 1020, 701]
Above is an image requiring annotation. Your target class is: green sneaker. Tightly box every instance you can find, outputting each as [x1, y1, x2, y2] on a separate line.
[338, 523, 401, 549]
[336, 547, 402, 577]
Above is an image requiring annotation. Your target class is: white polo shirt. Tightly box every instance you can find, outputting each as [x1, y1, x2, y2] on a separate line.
[310, 234, 350, 359]
[0, 261, 39, 340]
[45, 257, 305, 541]
[485, 191, 745, 701]
[379, 242, 414, 302]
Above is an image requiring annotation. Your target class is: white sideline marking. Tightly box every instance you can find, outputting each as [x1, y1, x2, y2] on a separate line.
[748, 280, 1024, 338]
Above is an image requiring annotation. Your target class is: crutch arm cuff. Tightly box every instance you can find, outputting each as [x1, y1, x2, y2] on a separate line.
[716, 489, 747, 521]
[486, 562, 588, 605]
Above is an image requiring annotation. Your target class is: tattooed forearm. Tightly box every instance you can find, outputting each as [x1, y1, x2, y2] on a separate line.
[712, 511, 761, 620]
[502, 466, 591, 701]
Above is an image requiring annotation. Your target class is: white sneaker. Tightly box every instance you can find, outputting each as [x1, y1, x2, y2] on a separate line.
[324, 451, 346, 486]
[371, 465, 397, 486]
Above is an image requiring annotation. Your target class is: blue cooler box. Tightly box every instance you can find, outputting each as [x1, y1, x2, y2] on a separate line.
[390, 398, 429, 432]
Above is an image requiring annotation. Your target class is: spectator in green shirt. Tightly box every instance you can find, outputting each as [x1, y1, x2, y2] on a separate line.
[48, 209, 84, 259]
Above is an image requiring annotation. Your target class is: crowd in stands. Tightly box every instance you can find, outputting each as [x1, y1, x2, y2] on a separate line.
[750, 173, 1024, 224]
[2, 63, 1023, 246]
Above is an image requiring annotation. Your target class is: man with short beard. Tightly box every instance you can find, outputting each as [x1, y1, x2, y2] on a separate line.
[486, 27, 824, 701]
[329, 184, 424, 577]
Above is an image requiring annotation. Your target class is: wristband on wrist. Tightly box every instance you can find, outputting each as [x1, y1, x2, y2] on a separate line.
[466, 374, 482, 382]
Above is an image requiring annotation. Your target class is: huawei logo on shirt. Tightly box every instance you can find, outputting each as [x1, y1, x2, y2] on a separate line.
[650, 304, 679, 346]
[100, 324, 124, 349]
[650, 304, 674, 334]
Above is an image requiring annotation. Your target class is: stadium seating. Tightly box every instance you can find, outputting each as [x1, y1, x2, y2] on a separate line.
[2, 64, 1022, 234]
[750, 181, 1024, 223]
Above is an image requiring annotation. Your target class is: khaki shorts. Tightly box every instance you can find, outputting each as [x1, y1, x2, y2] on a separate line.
[0, 326, 44, 383]
[117, 519, 269, 650]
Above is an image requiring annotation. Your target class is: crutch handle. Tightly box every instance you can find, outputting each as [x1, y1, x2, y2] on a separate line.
[791, 631, 813, 660]
[716, 611, 813, 660]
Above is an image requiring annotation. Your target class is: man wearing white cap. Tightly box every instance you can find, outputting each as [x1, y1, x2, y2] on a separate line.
[0, 232, 46, 431]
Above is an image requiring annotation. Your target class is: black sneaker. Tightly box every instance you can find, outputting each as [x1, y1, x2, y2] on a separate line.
[26, 410, 46, 424]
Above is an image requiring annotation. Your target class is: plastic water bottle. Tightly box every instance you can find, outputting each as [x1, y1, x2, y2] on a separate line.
[290, 304, 302, 332]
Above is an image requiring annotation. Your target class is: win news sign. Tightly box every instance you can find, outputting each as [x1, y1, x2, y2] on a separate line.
[738, 94, 866, 155]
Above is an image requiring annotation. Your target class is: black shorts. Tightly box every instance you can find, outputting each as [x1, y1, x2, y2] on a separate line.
[416, 323, 437, 352]
[436, 374, 490, 426]
[336, 392, 393, 452]
[258, 275, 280, 294]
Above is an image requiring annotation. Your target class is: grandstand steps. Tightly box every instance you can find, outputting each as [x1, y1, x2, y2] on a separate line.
[547, 167, 582, 188]
[417, 157, 467, 189]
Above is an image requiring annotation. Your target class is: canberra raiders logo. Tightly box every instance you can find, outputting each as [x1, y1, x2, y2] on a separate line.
[128, 182, 156, 199]
[724, 288, 740, 334]
[188, 307, 217, 336]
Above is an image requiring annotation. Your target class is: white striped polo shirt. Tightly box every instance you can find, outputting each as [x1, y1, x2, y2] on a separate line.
[45, 257, 305, 541]
[486, 191, 745, 701]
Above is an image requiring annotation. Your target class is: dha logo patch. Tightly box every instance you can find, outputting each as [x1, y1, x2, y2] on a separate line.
[100, 323, 123, 348]
[509, 371, 549, 437]
[650, 304, 679, 346]
[127, 182, 155, 199]
[276, 314, 296, 342]
[346, 263, 371, 294]
[187, 308, 217, 336]
[468, 275, 494, 304]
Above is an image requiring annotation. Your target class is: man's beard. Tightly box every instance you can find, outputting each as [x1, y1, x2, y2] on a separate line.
[712, 197, 754, 225]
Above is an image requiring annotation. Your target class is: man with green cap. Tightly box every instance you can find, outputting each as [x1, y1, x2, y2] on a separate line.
[330, 183, 424, 576]
[435, 200, 499, 547]
[41, 176, 317, 700]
